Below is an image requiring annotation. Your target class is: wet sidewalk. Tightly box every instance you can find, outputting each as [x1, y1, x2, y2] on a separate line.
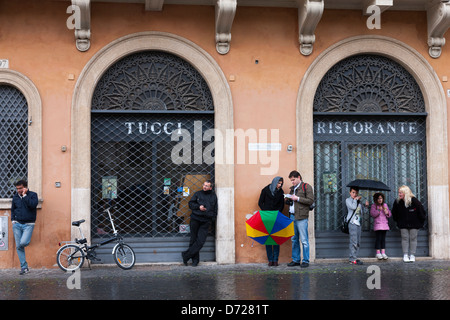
[1, 258, 449, 301]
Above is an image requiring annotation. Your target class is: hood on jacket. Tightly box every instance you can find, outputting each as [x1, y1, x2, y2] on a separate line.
[269, 176, 283, 196]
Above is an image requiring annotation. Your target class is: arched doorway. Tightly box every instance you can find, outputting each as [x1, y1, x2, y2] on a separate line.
[313, 54, 428, 258]
[90, 51, 216, 263]
[296, 36, 449, 260]
[71, 32, 235, 264]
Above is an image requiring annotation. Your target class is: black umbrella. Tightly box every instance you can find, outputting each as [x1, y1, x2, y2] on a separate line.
[346, 179, 391, 191]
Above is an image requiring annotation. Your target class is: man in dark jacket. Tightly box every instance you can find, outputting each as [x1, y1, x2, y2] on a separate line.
[11, 180, 39, 274]
[182, 180, 217, 266]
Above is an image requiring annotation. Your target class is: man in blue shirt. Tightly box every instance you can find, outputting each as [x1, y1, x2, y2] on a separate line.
[11, 180, 39, 275]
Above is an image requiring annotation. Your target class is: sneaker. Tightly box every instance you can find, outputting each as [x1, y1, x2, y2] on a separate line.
[287, 261, 300, 267]
[349, 259, 363, 265]
[409, 255, 415, 262]
[19, 267, 29, 275]
[403, 254, 410, 263]
[382, 253, 388, 260]
[376, 253, 383, 260]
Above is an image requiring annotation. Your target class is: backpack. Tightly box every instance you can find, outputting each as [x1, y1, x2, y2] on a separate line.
[301, 182, 315, 211]
[340, 211, 354, 234]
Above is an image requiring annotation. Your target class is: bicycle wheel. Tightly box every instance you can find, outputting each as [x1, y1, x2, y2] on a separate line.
[56, 244, 85, 272]
[113, 243, 136, 270]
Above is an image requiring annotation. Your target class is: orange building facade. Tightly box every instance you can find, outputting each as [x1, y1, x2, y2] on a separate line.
[0, 0, 449, 269]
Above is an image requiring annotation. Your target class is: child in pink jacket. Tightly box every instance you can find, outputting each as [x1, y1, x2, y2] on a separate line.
[370, 193, 392, 260]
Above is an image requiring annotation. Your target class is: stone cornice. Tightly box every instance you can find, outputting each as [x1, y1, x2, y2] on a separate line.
[31, 0, 450, 58]
[362, 0, 392, 15]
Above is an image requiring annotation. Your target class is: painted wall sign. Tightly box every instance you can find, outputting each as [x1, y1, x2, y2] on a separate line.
[124, 121, 182, 135]
[248, 143, 281, 151]
[315, 120, 419, 136]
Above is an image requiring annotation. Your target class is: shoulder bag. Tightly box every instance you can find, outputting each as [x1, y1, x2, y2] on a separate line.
[340, 208, 356, 234]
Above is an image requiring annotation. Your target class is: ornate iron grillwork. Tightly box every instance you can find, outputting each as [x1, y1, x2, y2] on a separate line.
[314, 55, 425, 113]
[92, 51, 214, 112]
[91, 51, 215, 241]
[0, 85, 28, 198]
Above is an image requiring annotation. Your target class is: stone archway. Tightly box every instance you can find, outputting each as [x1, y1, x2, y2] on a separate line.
[297, 35, 449, 260]
[71, 32, 235, 263]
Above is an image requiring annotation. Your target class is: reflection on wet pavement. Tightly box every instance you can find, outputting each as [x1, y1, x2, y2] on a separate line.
[1, 260, 449, 300]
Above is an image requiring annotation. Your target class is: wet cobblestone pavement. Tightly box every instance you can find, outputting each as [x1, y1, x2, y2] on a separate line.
[1, 259, 449, 301]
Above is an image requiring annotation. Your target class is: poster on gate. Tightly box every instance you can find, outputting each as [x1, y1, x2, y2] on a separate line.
[102, 176, 118, 199]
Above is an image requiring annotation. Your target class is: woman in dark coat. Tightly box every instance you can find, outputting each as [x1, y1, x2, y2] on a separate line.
[391, 185, 426, 263]
[258, 176, 284, 266]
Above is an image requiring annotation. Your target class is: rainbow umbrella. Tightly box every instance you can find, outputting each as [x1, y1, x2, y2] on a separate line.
[246, 210, 294, 245]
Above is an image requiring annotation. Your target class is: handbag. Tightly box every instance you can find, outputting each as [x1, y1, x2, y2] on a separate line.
[340, 208, 356, 234]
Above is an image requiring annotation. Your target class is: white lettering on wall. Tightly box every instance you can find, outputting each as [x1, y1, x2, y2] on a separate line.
[124, 122, 183, 135]
[316, 121, 419, 136]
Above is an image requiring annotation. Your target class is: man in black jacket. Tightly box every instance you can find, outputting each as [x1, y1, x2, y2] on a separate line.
[182, 180, 217, 266]
[11, 180, 39, 275]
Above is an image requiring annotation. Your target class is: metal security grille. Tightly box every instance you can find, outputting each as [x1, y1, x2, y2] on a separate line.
[91, 113, 215, 238]
[91, 51, 215, 262]
[313, 115, 427, 232]
[313, 55, 428, 258]
[0, 85, 28, 198]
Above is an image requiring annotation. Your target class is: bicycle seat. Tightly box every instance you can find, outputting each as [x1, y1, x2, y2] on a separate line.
[72, 219, 85, 227]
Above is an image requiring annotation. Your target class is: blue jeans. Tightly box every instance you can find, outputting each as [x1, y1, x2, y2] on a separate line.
[290, 215, 309, 264]
[12, 222, 35, 269]
[265, 245, 280, 262]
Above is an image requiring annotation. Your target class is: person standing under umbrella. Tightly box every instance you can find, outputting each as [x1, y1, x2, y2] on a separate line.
[258, 176, 284, 266]
[370, 193, 391, 260]
[391, 185, 426, 263]
[346, 187, 369, 265]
